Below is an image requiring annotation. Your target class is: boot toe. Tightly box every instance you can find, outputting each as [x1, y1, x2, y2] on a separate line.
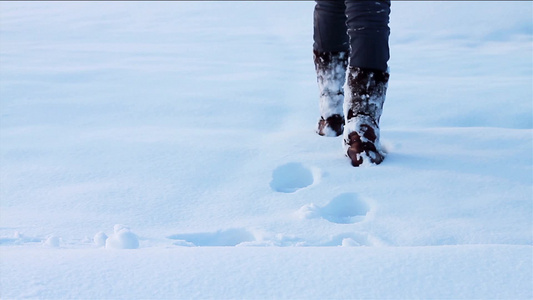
[317, 115, 344, 137]
[345, 129, 385, 167]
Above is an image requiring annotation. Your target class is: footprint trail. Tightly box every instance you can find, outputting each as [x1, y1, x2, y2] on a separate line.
[298, 192, 370, 224]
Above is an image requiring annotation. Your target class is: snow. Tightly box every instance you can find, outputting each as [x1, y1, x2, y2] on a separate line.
[297, 192, 369, 225]
[270, 162, 318, 193]
[0, 1, 532, 299]
[2, 246, 530, 299]
[93, 232, 108, 248]
[316, 52, 347, 127]
[105, 225, 139, 250]
[44, 235, 60, 248]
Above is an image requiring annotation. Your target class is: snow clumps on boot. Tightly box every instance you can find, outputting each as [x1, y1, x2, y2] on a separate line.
[343, 66, 389, 167]
[313, 50, 349, 137]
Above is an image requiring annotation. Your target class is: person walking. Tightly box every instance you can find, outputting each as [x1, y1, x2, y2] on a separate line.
[313, 0, 391, 167]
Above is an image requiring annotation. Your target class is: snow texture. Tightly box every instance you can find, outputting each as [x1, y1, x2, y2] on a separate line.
[315, 52, 348, 122]
[0, 1, 532, 299]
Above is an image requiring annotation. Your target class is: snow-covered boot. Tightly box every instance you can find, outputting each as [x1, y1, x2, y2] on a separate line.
[343, 66, 389, 167]
[314, 50, 349, 137]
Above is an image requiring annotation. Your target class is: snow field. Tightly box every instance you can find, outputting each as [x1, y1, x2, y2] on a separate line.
[1, 246, 531, 299]
[1, 1, 532, 299]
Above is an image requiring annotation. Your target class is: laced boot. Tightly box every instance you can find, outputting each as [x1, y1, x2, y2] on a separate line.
[313, 50, 349, 137]
[343, 66, 389, 167]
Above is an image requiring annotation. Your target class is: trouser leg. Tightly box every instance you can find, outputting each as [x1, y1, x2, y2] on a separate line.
[345, 0, 391, 71]
[313, 0, 349, 53]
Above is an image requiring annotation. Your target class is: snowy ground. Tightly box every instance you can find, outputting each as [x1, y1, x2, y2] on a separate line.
[1, 1, 532, 299]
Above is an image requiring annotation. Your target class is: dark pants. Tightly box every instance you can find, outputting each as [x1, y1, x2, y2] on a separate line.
[313, 0, 391, 71]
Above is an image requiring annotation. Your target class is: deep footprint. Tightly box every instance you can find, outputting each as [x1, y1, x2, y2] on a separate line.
[270, 162, 315, 193]
[298, 193, 370, 224]
[167, 228, 255, 247]
[321, 193, 369, 224]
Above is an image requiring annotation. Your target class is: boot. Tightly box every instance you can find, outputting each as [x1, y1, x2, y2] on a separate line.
[343, 66, 389, 167]
[313, 50, 349, 137]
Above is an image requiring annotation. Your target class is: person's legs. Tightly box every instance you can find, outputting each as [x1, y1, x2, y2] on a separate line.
[343, 0, 391, 166]
[313, 0, 349, 137]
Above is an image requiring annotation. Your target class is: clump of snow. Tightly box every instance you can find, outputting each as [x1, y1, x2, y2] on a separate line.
[105, 225, 139, 249]
[295, 203, 320, 220]
[44, 235, 60, 248]
[93, 232, 108, 247]
[341, 238, 361, 247]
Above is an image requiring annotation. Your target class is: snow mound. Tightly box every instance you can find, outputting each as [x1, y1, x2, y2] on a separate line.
[44, 235, 61, 248]
[105, 225, 139, 249]
[93, 232, 108, 248]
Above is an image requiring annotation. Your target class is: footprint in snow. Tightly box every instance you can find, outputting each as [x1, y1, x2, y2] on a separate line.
[167, 228, 255, 247]
[297, 192, 369, 224]
[270, 162, 318, 193]
[0, 232, 41, 246]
